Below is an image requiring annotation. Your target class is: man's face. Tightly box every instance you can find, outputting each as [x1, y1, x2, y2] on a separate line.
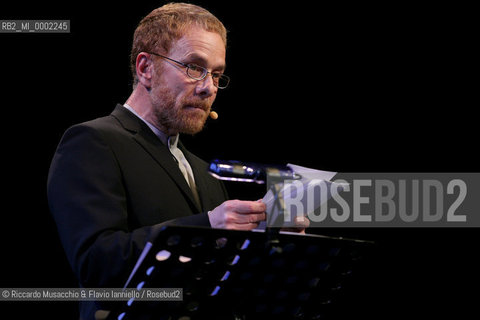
[150, 28, 226, 135]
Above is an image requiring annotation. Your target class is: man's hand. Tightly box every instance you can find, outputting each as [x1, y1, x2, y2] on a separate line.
[208, 200, 266, 230]
[281, 215, 310, 234]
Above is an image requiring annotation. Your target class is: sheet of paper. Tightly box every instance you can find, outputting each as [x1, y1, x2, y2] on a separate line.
[257, 164, 345, 230]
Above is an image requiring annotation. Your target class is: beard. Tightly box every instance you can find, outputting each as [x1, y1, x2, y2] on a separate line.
[150, 83, 212, 135]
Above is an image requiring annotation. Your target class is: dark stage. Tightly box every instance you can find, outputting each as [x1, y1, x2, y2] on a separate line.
[1, 1, 477, 319]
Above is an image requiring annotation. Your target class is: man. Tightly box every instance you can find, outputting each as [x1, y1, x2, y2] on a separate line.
[47, 3, 306, 319]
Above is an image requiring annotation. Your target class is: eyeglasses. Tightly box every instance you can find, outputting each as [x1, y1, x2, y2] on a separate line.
[146, 52, 230, 89]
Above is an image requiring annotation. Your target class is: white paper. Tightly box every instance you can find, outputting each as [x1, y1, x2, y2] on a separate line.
[257, 164, 345, 230]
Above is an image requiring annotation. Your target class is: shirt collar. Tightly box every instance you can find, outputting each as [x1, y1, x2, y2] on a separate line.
[123, 103, 178, 147]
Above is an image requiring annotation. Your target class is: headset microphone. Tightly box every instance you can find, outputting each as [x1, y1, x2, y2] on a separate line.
[209, 111, 218, 120]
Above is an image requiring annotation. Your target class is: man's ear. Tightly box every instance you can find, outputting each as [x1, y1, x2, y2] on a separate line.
[135, 52, 154, 89]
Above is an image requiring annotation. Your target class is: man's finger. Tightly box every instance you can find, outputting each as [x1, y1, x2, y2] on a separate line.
[230, 222, 260, 231]
[226, 200, 266, 214]
[294, 215, 310, 228]
[235, 212, 266, 224]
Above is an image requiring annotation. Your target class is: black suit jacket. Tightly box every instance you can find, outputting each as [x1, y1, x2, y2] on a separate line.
[47, 104, 228, 319]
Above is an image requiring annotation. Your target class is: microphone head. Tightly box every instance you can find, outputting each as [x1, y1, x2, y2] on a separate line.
[209, 111, 218, 120]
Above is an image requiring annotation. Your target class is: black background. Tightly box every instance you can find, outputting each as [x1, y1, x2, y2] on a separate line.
[0, 1, 477, 319]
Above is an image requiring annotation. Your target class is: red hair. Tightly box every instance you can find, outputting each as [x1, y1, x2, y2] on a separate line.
[130, 2, 227, 85]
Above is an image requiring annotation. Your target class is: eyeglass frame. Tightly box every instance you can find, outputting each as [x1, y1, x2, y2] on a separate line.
[145, 51, 230, 89]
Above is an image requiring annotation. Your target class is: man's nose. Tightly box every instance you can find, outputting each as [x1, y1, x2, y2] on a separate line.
[195, 74, 217, 97]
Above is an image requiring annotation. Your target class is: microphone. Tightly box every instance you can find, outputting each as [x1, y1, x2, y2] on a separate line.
[209, 111, 218, 120]
[208, 159, 301, 184]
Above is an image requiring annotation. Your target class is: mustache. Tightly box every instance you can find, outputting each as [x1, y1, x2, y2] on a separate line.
[182, 101, 211, 111]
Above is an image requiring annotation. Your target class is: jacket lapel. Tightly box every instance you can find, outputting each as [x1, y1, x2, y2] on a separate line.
[110, 104, 202, 212]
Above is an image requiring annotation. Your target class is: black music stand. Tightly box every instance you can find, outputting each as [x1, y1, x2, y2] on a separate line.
[102, 225, 374, 320]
